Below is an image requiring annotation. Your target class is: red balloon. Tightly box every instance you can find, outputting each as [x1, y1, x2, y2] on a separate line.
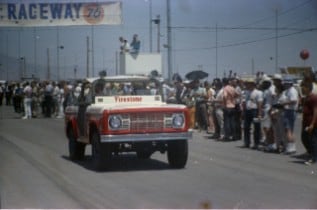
[300, 49, 310, 60]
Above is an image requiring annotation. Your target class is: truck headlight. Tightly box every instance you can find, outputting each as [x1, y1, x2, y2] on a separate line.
[109, 115, 122, 129]
[172, 114, 184, 128]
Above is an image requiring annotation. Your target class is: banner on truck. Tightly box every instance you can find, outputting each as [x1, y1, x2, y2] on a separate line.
[0, 1, 122, 27]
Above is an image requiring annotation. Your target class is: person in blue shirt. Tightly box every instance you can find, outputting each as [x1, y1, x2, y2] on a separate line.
[130, 34, 141, 53]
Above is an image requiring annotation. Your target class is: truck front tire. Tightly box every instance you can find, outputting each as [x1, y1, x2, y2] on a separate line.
[91, 131, 111, 171]
[68, 128, 85, 161]
[167, 140, 188, 168]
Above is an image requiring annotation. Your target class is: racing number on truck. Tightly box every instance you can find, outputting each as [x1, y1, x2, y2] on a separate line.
[83, 3, 104, 24]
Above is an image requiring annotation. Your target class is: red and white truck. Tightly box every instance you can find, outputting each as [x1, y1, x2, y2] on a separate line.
[64, 75, 192, 171]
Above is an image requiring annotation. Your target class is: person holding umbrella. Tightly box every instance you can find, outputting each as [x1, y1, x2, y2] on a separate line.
[185, 70, 209, 81]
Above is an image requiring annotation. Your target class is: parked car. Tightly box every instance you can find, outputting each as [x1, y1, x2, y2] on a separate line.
[64, 75, 192, 170]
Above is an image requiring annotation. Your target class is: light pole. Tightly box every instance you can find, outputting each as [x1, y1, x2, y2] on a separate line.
[275, 8, 279, 73]
[91, 25, 95, 77]
[147, 0, 153, 52]
[33, 27, 39, 78]
[86, 36, 90, 78]
[19, 56, 26, 79]
[74, 66, 77, 80]
[6, 33, 8, 80]
[152, 15, 161, 53]
[57, 45, 64, 81]
[56, 26, 64, 81]
[166, 0, 172, 81]
[47, 48, 51, 80]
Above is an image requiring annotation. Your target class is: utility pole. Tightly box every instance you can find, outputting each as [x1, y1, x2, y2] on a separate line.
[153, 15, 161, 53]
[47, 48, 50, 80]
[6, 33, 8, 80]
[215, 23, 218, 78]
[22, 57, 26, 78]
[34, 27, 37, 78]
[275, 9, 278, 73]
[149, 0, 153, 52]
[86, 36, 90, 78]
[57, 26, 60, 80]
[91, 25, 95, 76]
[251, 57, 255, 75]
[74, 66, 77, 80]
[115, 51, 119, 75]
[18, 27, 21, 80]
[167, 0, 172, 81]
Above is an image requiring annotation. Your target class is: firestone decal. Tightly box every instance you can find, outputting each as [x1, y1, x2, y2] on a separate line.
[114, 96, 142, 103]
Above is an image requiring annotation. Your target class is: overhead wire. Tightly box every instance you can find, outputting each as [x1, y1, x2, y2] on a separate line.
[172, 0, 316, 52]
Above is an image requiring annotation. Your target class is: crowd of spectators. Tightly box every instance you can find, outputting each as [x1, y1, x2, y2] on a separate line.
[0, 80, 68, 119]
[0, 69, 316, 165]
[167, 71, 316, 165]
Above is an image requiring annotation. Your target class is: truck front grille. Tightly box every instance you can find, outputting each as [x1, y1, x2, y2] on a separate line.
[130, 112, 167, 132]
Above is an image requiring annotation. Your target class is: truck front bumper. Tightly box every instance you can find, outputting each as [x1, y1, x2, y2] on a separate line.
[100, 130, 193, 143]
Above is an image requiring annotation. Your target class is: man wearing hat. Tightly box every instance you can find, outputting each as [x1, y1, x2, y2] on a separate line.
[260, 75, 276, 150]
[270, 74, 287, 153]
[280, 76, 299, 154]
[242, 77, 263, 149]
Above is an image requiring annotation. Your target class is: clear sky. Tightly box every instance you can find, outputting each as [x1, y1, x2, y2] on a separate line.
[0, 0, 316, 81]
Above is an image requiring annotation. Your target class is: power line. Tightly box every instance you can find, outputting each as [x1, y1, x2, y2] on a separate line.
[232, 0, 312, 29]
[172, 26, 312, 31]
[173, 28, 317, 52]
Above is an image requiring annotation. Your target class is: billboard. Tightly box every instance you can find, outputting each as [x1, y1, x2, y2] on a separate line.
[0, 1, 122, 27]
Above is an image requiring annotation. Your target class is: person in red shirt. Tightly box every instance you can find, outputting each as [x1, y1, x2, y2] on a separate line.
[301, 81, 317, 165]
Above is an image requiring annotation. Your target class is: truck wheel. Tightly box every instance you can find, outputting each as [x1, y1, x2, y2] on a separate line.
[91, 131, 110, 171]
[167, 140, 188, 168]
[68, 128, 85, 160]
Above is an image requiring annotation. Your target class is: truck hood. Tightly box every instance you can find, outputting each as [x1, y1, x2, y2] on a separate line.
[86, 95, 186, 114]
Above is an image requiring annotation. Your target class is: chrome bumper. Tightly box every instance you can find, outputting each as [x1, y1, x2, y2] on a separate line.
[100, 130, 193, 143]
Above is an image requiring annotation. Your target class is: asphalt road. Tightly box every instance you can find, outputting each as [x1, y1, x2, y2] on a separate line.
[0, 105, 316, 209]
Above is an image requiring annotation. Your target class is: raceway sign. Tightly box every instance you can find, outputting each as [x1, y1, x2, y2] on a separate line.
[0, 1, 122, 27]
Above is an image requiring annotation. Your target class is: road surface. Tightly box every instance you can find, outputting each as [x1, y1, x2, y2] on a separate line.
[0, 105, 316, 208]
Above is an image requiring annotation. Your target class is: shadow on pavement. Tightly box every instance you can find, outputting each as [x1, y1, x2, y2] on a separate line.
[61, 154, 177, 172]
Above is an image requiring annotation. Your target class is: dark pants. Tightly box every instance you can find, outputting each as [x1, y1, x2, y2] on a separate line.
[13, 95, 22, 113]
[301, 129, 312, 155]
[310, 128, 317, 161]
[234, 105, 242, 140]
[195, 101, 208, 130]
[78, 104, 88, 136]
[0, 93, 3, 105]
[224, 107, 235, 139]
[244, 109, 261, 147]
[212, 108, 220, 137]
[5, 93, 12, 105]
[44, 95, 53, 117]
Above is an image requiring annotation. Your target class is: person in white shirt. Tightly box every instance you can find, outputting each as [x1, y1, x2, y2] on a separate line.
[119, 37, 130, 53]
[242, 78, 263, 149]
[205, 81, 216, 134]
[260, 76, 276, 150]
[270, 74, 287, 153]
[56, 83, 65, 118]
[210, 79, 224, 139]
[280, 78, 299, 154]
[190, 79, 207, 130]
[22, 82, 33, 119]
